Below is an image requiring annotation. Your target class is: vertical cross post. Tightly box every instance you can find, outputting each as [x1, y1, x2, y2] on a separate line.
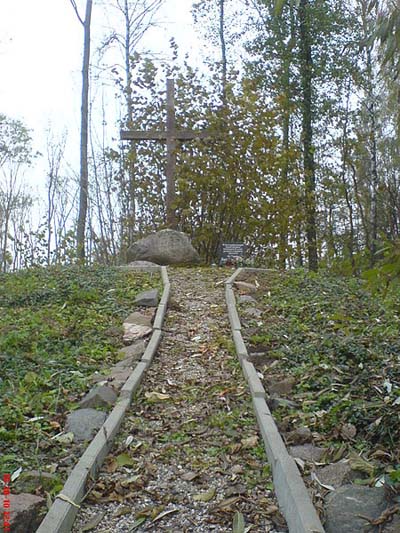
[165, 79, 177, 228]
[120, 78, 211, 230]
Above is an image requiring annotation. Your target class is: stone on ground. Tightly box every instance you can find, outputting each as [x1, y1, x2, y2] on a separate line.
[127, 260, 160, 268]
[285, 426, 313, 445]
[127, 229, 200, 265]
[288, 443, 325, 462]
[315, 461, 354, 489]
[79, 385, 117, 409]
[4, 493, 45, 533]
[124, 311, 152, 327]
[268, 396, 298, 411]
[324, 486, 388, 533]
[266, 376, 296, 396]
[123, 323, 152, 344]
[242, 307, 262, 318]
[237, 294, 258, 305]
[111, 355, 138, 370]
[134, 288, 159, 307]
[14, 470, 60, 494]
[234, 281, 258, 294]
[65, 408, 107, 441]
[117, 339, 145, 360]
[108, 369, 132, 389]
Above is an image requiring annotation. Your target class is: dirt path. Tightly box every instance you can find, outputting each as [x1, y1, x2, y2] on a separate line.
[72, 267, 286, 532]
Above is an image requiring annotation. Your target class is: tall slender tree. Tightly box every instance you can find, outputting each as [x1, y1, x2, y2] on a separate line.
[70, 0, 93, 262]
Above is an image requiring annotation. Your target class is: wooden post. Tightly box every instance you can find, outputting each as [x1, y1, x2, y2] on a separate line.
[166, 79, 177, 228]
[120, 79, 211, 230]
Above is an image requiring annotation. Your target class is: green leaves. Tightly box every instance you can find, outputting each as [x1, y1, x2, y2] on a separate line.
[0, 265, 159, 473]
[232, 511, 245, 533]
[273, 0, 300, 17]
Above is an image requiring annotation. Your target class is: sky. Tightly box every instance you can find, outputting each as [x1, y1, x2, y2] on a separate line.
[0, 0, 204, 194]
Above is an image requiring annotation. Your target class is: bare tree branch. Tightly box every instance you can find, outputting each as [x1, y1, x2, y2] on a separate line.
[69, 0, 85, 25]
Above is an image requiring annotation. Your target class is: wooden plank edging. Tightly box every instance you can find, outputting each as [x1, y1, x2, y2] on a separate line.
[225, 267, 325, 533]
[37, 266, 170, 533]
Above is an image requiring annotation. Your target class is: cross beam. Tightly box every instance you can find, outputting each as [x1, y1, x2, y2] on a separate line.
[120, 78, 210, 229]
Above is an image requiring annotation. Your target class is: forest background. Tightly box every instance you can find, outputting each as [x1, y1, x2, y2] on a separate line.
[1, 0, 400, 284]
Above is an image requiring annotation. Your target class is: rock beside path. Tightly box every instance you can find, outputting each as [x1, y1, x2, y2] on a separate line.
[289, 443, 325, 462]
[13, 470, 60, 494]
[237, 294, 257, 305]
[117, 339, 145, 360]
[234, 281, 258, 294]
[124, 311, 152, 327]
[65, 408, 107, 441]
[324, 486, 389, 533]
[314, 461, 354, 489]
[127, 229, 200, 265]
[134, 288, 159, 307]
[79, 385, 117, 409]
[123, 323, 152, 343]
[3, 493, 45, 533]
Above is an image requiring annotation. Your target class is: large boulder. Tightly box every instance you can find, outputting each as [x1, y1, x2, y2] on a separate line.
[127, 229, 200, 265]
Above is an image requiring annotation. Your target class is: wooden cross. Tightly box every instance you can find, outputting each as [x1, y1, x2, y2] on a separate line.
[120, 78, 210, 229]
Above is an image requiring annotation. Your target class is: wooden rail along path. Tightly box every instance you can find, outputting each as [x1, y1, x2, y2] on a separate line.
[37, 267, 324, 533]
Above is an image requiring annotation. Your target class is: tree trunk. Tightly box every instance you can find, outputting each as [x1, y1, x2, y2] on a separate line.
[366, 46, 379, 265]
[76, 0, 93, 263]
[298, 0, 318, 271]
[219, 0, 227, 104]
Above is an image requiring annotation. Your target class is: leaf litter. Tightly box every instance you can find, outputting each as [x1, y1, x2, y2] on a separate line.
[73, 267, 286, 532]
[238, 268, 400, 518]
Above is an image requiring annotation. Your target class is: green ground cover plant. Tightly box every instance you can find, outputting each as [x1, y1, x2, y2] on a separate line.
[241, 269, 400, 477]
[0, 265, 159, 474]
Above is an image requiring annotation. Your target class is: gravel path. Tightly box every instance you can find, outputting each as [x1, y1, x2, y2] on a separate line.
[72, 267, 286, 532]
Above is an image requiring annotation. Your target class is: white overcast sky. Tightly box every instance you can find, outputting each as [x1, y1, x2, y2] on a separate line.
[0, 0, 204, 192]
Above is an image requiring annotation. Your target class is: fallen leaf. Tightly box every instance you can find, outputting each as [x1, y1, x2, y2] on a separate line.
[193, 487, 216, 502]
[81, 512, 105, 531]
[125, 435, 134, 447]
[233, 511, 245, 533]
[264, 504, 279, 515]
[128, 516, 147, 531]
[349, 452, 375, 477]
[11, 467, 22, 482]
[241, 435, 258, 449]
[152, 508, 179, 523]
[54, 432, 74, 444]
[181, 471, 199, 481]
[145, 391, 171, 401]
[136, 505, 164, 519]
[311, 472, 335, 491]
[213, 496, 241, 511]
[113, 506, 131, 518]
[116, 453, 136, 467]
[294, 457, 305, 471]
[120, 475, 143, 488]
[55, 493, 80, 508]
[340, 423, 357, 440]
[225, 484, 247, 497]
[105, 458, 118, 473]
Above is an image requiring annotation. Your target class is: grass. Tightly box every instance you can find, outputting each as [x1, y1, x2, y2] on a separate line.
[240, 268, 400, 469]
[0, 265, 160, 474]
